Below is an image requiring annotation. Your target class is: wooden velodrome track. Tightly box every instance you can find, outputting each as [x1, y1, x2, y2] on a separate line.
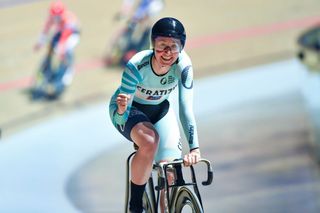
[1, 0, 320, 212]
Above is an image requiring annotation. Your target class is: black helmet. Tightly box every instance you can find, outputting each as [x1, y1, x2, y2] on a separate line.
[151, 17, 186, 49]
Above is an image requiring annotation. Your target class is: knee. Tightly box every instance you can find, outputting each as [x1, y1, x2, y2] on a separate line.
[132, 124, 159, 156]
[140, 131, 159, 155]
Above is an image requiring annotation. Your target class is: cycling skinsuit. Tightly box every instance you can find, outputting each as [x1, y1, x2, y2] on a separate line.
[109, 50, 199, 162]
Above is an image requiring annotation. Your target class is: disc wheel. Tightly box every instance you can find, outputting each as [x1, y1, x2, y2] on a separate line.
[171, 187, 203, 213]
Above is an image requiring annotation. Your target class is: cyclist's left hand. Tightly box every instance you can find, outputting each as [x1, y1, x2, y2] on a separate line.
[183, 148, 201, 167]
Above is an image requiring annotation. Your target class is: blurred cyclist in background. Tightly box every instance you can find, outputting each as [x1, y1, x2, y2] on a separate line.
[104, 0, 164, 67]
[33, 1, 80, 99]
[109, 17, 201, 212]
[115, 0, 164, 21]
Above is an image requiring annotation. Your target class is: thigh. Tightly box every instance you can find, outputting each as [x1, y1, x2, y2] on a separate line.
[154, 107, 182, 163]
[111, 106, 151, 142]
[130, 121, 159, 148]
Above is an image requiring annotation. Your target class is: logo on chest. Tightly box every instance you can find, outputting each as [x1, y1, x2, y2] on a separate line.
[136, 84, 177, 100]
[160, 76, 175, 85]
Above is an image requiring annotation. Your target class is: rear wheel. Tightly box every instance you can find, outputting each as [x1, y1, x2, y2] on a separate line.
[171, 187, 203, 213]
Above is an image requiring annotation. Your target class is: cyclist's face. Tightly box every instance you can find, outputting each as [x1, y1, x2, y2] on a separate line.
[154, 37, 181, 66]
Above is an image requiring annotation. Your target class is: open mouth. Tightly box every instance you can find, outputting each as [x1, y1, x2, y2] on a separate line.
[161, 56, 172, 62]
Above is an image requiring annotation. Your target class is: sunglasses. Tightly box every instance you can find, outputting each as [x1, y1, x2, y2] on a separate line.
[154, 40, 181, 53]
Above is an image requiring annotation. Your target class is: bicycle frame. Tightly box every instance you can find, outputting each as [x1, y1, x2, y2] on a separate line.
[125, 151, 213, 213]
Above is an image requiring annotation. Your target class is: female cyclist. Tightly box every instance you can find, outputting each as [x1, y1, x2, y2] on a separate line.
[109, 17, 200, 213]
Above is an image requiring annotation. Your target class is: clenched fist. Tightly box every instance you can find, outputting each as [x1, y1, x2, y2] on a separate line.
[116, 93, 130, 115]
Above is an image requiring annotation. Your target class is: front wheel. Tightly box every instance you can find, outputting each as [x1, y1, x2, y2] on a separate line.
[171, 186, 203, 213]
[142, 191, 154, 213]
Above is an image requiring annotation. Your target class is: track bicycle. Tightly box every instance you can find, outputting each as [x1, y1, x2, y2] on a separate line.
[125, 151, 213, 213]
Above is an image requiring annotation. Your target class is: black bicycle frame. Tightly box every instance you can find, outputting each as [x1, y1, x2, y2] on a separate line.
[125, 152, 213, 212]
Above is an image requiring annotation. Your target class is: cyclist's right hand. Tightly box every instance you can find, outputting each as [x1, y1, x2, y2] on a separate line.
[116, 93, 130, 115]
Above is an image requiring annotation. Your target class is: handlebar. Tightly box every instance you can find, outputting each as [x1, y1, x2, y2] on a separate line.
[199, 159, 213, 186]
[156, 158, 213, 186]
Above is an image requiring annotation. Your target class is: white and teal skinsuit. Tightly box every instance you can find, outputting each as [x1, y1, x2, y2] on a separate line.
[109, 49, 199, 162]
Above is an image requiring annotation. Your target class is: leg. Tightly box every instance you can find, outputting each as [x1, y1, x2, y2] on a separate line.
[58, 33, 80, 85]
[53, 33, 80, 96]
[44, 32, 61, 82]
[40, 41, 55, 80]
[129, 121, 159, 212]
[153, 108, 182, 213]
[131, 121, 159, 184]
